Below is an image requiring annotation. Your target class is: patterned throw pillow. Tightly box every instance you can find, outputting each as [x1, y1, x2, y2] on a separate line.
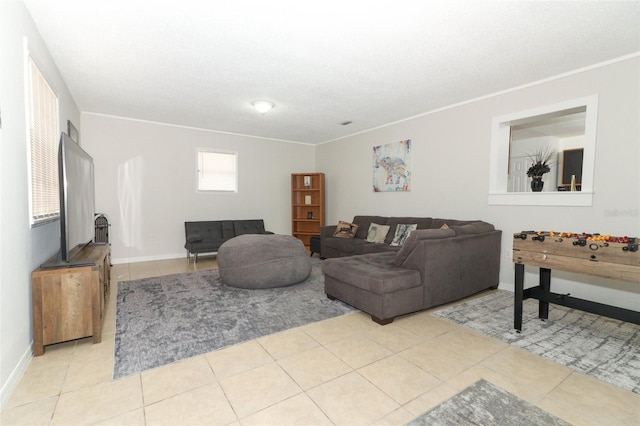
[441, 223, 449, 229]
[390, 224, 418, 246]
[333, 221, 359, 239]
[366, 223, 390, 243]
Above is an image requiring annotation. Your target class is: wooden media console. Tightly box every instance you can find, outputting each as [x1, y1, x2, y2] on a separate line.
[31, 244, 111, 355]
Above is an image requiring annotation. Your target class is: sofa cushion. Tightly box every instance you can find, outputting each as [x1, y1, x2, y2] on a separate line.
[384, 217, 433, 244]
[322, 253, 421, 294]
[323, 236, 369, 255]
[390, 224, 417, 246]
[221, 220, 236, 239]
[356, 241, 400, 255]
[366, 223, 390, 243]
[352, 216, 389, 239]
[394, 228, 456, 266]
[430, 218, 476, 229]
[185, 221, 224, 241]
[451, 221, 495, 235]
[333, 221, 359, 238]
[233, 219, 266, 235]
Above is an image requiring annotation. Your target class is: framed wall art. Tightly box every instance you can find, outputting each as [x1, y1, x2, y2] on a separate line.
[67, 120, 79, 144]
[373, 139, 411, 192]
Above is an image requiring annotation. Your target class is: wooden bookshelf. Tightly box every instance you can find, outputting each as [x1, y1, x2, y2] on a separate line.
[291, 173, 325, 250]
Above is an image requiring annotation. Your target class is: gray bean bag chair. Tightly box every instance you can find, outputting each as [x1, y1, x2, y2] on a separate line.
[217, 234, 311, 289]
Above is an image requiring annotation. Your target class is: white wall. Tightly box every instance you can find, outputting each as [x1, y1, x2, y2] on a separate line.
[317, 56, 640, 311]
[81, 114, 316, 263]
[0, 1, 81, 408]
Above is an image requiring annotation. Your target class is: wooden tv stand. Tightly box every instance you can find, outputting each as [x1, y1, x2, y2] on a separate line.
[31, 244, 111, 356]
[512, 232, 639, 332]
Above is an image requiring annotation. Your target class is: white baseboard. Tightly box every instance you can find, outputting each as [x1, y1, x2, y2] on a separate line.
[497, 282, 514, 293]
[1, 343, 33, 410]
[111, 252, 191, 264]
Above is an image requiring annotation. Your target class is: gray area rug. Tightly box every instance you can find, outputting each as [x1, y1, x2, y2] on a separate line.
[114, 258, 355, 379]
[433, 290, 640, 394]
[406, 379, 570, 426]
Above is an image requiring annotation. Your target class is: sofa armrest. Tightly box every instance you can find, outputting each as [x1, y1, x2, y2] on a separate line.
[186, 233, 203, 243]
[398, 230, 502, 307]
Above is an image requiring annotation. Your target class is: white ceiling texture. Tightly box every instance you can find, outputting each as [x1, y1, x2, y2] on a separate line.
[23, 1, 640, 144]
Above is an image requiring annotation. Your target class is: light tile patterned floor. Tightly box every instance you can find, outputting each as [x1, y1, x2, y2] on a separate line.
[2, 257, 639, 425]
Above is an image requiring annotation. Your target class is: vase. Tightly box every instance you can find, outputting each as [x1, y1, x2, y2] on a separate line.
[531, 177, 544, 192]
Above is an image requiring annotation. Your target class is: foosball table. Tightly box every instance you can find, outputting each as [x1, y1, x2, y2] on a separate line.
[512, 231, 640, 332]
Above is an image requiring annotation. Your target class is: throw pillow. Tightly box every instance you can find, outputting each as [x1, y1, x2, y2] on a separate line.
[440, 223, 449, 229]
[333, 221, 359, 239]
[366, 223, 390, 243]
[390, 224, 417, 247]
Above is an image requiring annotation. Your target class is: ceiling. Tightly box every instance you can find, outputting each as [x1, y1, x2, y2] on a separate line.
[511, 111, 587, 141]
[23, 1, 640, 144]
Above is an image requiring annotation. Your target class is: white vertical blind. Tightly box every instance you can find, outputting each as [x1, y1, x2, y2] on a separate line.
[29, 58, 60, 224]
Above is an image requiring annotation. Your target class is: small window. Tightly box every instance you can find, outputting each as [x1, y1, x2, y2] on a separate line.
[27, 57, 60, 226]
[197, 150, 237, 192]
[488, 95, 597, 206]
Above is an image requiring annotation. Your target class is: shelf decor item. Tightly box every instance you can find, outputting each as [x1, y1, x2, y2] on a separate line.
[291, 173, 325, 250]
[526, 146, 554, 192]
[530, 177, 544, 192]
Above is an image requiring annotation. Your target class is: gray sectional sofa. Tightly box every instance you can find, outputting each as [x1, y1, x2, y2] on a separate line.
[322, 216, 456, 258]
[321, 216, 501, 324]
[184, 219, 272, 262]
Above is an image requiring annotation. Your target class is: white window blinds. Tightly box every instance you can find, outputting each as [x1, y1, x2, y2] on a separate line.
[197, 150, 237, 192]
[28, 58, 60, 225]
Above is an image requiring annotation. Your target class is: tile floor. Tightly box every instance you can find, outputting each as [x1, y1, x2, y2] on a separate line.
[2, 256, 639, 425]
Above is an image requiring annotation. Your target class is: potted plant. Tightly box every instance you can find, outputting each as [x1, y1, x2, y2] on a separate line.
[526, 146, 554, 192]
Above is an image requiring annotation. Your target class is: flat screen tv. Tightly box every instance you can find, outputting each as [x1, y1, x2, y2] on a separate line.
[42, 132, 96, 267]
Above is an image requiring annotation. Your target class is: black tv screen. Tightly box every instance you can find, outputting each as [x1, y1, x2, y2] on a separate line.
[58, 132, 95, 263]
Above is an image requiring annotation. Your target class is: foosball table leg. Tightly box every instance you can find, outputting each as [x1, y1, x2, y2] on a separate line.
[539, 267, 551, 321]
[514, 263, 524, 332]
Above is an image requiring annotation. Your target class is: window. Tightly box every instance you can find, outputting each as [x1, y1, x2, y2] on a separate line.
[488, 95, 598, 206]
[28, 57, 60, 226]
[197, 150, 237, 192]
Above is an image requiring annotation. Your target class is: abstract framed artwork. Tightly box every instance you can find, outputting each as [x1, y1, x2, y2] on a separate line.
[373, 139, 411, 192]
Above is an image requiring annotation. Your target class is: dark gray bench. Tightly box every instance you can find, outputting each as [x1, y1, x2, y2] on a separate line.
[184, 219, 272, 263]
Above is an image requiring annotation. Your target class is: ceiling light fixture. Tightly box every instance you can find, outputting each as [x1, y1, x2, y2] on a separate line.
[252, 100, 275, 114]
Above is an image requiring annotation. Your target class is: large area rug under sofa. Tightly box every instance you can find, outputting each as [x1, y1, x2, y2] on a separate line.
[113, 257, 354, 379]
[321, 216, 502, 324]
